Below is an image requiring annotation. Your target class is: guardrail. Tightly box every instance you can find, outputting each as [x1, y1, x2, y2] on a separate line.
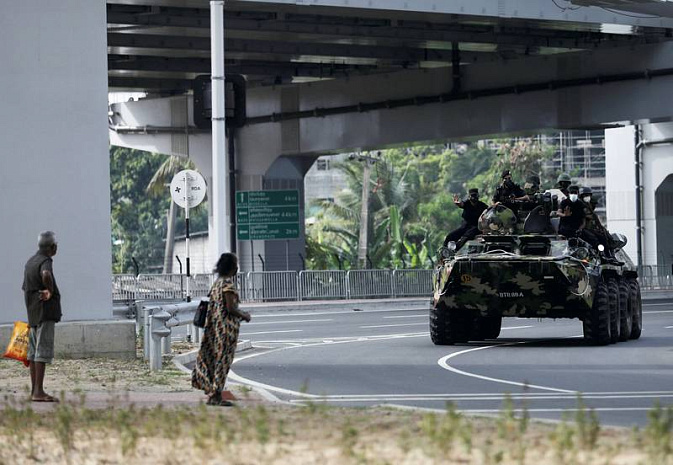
[114, 266, 673, 305]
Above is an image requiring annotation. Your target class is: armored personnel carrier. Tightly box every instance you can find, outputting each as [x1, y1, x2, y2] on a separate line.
[430, 198, 642, 346]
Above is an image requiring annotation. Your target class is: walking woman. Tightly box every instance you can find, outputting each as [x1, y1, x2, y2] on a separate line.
[192, 253, 251, 406]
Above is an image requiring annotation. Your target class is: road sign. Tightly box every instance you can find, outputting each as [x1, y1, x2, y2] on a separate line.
[236, 190, 300, 240]
[170, 170, 207, 209]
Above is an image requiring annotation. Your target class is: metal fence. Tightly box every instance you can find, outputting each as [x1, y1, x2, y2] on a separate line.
[299, 270, 348, 300]
[638, 265, 673, 290]
[113, 269, 434, 304]
[114, 266, 673, 304]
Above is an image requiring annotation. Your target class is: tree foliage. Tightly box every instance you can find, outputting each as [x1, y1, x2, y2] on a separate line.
[306, 140, 557, 270]
[110, 146, 208, 274]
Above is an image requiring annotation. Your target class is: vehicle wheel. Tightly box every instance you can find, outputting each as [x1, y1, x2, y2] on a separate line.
[430, 302, 472, 345]
[607, 278, 621, 344]
[472, 315, 502, 340]
[618, 279, 632, 342]
[628, 279, 642, 340]
[583, 281, 611, 345]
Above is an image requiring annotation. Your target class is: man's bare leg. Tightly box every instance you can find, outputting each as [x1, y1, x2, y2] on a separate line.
[29, 361, 36, 397]
[31, 362, 57, 402]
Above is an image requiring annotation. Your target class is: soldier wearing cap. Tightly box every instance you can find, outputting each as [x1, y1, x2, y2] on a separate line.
[492, 169, 526, 213]
[443, 188, 488, 248]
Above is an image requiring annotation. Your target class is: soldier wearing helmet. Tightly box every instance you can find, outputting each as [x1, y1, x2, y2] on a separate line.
[579, 186, 615, 258]
[556, 173, 572, 197]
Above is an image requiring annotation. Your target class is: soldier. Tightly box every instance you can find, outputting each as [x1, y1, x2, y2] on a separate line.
[580, 187, 614, 257]
[492, 170, 526, 213]
[556, 173, 571, 198]
[518, 175, 542, 220]
[443, 188, 488, 248]
[557, 185, 601, 249]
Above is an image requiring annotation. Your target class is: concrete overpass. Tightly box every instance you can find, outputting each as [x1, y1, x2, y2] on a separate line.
[3, 0, 673, 323]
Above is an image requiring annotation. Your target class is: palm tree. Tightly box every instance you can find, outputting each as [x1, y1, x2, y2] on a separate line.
[146, 155, 196, 273]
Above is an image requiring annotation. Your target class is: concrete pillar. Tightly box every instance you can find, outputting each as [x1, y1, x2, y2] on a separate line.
[0, 0, 112, 323]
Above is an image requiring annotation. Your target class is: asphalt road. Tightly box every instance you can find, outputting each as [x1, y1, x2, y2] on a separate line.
[228, 300, 673, 427]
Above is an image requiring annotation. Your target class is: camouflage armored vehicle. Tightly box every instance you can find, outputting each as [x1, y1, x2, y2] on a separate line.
[430, 200, 642, 346]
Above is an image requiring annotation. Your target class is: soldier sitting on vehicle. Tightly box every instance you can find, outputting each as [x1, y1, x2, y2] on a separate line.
[443, 188, 488, 249]
[556, 173, 571, 198]
[518, 175, 542, 220]
[580, 187, 616, 258]
[492, 170, 527, 214]
[556, 185, 602, 250]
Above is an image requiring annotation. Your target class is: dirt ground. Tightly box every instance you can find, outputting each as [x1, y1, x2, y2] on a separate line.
[0, 355, 671, 465]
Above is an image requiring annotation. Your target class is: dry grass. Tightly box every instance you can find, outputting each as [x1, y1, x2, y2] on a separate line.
[0, 358, 671, 465]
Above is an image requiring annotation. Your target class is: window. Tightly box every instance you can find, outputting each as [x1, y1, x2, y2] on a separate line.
[316, 159, 330, 171]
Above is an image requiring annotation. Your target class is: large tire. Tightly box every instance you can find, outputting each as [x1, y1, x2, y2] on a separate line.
[618, 279, 633, 342]
[472, 315, 502, 340]
[430, 302, 472, 345]
[628, 279, 643, 340]
[607, 279, 621, 344]
[583, 281, 611, 346]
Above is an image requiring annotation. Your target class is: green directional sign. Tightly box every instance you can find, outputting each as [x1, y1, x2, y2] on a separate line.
[236, 190, 300, 241]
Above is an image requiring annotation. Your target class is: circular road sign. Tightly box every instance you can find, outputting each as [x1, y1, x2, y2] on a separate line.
[170, 169, 207, 209]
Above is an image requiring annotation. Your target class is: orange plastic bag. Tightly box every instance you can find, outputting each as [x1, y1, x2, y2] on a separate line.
[3, 321, 30, 367]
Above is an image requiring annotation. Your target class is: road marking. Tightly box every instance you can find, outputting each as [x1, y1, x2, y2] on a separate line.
[246, 319, 333, 326]
[644, 310, 673, 314]
[438, 339, 578, 394]
[459, 407, 665, 414]
[360, 323, 428, 329]
[239, 330, 304, 336]
[383, 315, 428, 319]
[229, 332, 430, 398]
[666, 326, 673, 329]
[249, 308, 428, 318]
[501, 325, 534, 330]
[288, 392, 673, 403]
[643, 303, 673, 307]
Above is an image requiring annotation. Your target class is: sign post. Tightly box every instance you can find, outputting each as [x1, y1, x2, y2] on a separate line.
[170, 170, 207, 302]
[235, 190, 300, 269]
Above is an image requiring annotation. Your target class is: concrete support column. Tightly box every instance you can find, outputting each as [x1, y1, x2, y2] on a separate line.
[0, 0, 112, 323]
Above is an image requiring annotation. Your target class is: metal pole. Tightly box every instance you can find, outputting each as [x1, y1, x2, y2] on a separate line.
[635, 125, 644, 268]
[185, 174, 191, 302]
[211, 0, 230, 262]
[250, 239, 255, 272]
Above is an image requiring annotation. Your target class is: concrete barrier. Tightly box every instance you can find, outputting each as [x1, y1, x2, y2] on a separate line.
[0, 320, 136, 360]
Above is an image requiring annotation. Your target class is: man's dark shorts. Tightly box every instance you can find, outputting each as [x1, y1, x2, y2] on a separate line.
[27, 321, 55, 364]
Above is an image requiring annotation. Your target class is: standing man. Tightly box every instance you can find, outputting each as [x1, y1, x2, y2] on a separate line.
[22, 231, 62, 403]
[443, 188, 488, 248]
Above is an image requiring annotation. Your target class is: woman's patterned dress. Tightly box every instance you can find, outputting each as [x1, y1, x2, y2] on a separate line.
[192, 277, 241, 395]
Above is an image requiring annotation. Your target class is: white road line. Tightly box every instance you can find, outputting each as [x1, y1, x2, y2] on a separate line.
[229, 332, 429, 398]
[459, 407, 664, 414]
[666, 326, 673, 329]
[361, 322, 428, 329]
[383, 315, 428, 319]
[501, 326, 534, 330]
[288, 393, 673, 403]
[643, 303, 673, 307]
[239, 330, 304, 336]
[248, 308, 428, 318]
[644, 310, 673, 314]
[246, 319, 333, 326]
[438, 340, 578, 394]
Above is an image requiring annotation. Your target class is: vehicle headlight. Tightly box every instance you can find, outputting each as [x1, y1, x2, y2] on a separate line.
[573, 247, 590, 260]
